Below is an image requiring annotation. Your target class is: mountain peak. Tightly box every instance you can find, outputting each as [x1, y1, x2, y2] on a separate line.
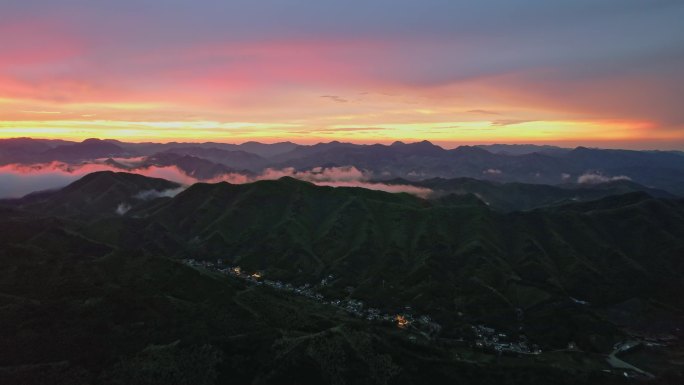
[450, 145, 492, 155]
[82, 138, 106, 144]
[390, 140, 443, 154]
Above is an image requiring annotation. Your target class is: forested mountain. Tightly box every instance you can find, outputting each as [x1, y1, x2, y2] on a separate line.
[1, 172, 682, 384]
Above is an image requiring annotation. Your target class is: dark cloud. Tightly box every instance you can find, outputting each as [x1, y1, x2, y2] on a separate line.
[321, 95, 348, 103]
[310, 127, 387, 133]
[491, 120, 537, 126]
[467, 110, 500, 115]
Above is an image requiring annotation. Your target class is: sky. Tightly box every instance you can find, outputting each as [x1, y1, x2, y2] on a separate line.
[1, 0, 683, 149]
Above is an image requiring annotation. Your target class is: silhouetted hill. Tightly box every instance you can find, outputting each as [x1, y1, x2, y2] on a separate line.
[238, 141, 299, 157]
[115, 140, 298, 158]
[161, 147, 266, 171]
[143, 153, 240, 180]
[265, 142, 684, 195]
[0, 138, 53, 164]
[390, 140, 447, 156]
[270, 141, 362, 163]
[0, 138, 75, 164]
[39, 139, 128, 162]
[16, 171, 181, 218]
[3, 139, 684, 195]
[477, 144, 570, 155]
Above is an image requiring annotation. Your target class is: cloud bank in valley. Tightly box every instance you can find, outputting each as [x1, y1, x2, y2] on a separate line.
[0, 162, 198, 198]
[134, 188, 186, 200]
[206, 166, 433, 198]
[253, 166, 432, 197]
[577, 172, 631, 184]
[482, 168, 502, 175]
[0, 162, 432, 198]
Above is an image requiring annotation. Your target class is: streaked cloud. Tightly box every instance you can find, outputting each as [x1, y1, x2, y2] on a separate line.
[321, 95, 349, 103]
[0, 0, 682, 147]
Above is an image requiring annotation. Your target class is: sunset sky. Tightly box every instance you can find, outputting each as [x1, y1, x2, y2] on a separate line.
[1, 0, 683, 149]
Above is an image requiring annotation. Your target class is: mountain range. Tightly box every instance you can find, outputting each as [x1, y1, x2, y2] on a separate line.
[1, 171, 682, 384]
[3, 138, 684, 195]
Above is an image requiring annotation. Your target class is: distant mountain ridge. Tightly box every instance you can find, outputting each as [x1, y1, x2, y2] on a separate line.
[2, 138, 684, 195]
[476, 144, 570, 155]
[382, 177, 676, 211]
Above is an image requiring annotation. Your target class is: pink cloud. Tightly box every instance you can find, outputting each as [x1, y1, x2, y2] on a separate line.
[0, 162, 195, 198]
[0, 162, 432, 199]
[0, 19, 85, 69]
[205, 166, 432, 197]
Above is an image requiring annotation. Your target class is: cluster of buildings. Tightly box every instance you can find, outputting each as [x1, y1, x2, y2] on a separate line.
[184, 259, 535, 352]
[181, 258, 442, 337]
[472, 324, 542, 355]
[182, 257, 681, 375]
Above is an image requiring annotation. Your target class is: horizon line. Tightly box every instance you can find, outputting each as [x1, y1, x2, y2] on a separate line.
[2, 136, 683, 152]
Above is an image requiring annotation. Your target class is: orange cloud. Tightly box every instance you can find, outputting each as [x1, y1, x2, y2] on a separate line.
[0, 13, 682, 148]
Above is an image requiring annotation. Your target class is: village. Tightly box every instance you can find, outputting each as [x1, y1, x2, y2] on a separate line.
[471, 324, 542, 355]
[182, 258, 544, 356]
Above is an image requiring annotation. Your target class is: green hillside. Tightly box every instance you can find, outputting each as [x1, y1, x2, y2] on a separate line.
[397, 177, 677, 212]
[73, 175, 684, 350]
[2, 172, 683, 384]
[16, 171, 181, 219]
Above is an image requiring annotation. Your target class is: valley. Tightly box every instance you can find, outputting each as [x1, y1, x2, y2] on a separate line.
[1, 170, 683, 384]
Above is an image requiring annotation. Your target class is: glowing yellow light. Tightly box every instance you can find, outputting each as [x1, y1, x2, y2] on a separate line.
[396, 315, 410, 329]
